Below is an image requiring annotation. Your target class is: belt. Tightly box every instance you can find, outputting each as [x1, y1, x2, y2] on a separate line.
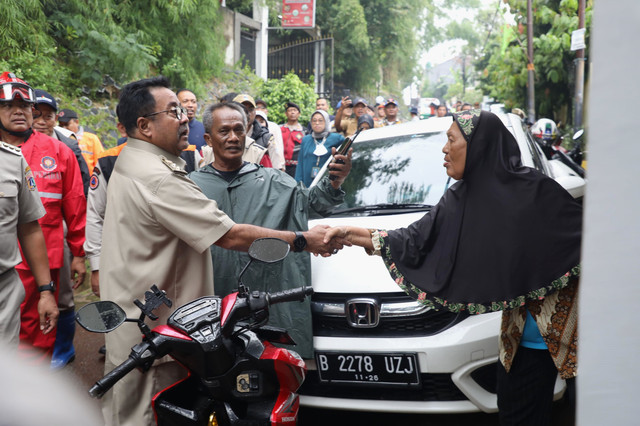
[285, 160, 298, 166]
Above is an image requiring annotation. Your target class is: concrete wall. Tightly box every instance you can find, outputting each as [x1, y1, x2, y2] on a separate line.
[578, 1, 640, 424]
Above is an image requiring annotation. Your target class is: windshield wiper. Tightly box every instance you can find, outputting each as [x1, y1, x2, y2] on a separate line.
[332, 203, 433, 215]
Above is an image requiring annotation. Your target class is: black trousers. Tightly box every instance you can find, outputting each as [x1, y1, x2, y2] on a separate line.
[497, 347, 558, 426]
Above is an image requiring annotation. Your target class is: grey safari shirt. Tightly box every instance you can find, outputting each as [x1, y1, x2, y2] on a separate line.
[0, 142, 46, 274]
[101, 138, 235, 365]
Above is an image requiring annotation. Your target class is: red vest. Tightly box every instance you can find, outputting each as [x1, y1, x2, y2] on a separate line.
[18, 131, 86, 269]
[281, 126, 305, 165]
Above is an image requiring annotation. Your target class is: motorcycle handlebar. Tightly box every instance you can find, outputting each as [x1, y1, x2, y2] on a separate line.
[89, 355, 141, 398]
[267, 286, 314, 305]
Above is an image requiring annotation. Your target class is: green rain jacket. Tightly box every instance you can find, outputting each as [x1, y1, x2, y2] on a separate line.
[189, 162, 345, 358]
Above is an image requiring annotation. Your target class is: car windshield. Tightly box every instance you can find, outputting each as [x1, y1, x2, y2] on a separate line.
[329, 130, 451, 216]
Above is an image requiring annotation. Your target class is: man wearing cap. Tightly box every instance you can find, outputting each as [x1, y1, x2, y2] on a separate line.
[281, 101, 306, 177]
[58, 108, 104, 175]
[233, 93, 283, 169]
[255, 98, 285, 171]
[0, 72, 86, 364]
[33, 91, 90, 195]
[409, 106, 420, 121]
[381, 98, 403, 126]
[33, 89, 91, 368]
[335, 95, 368, 137]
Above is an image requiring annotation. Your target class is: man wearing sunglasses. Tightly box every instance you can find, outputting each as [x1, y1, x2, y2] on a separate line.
[0, 72, 86, 363]
[100, 76, 344, 426]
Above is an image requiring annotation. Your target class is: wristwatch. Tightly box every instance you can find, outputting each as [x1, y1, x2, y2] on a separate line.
[293, 231, 307, 252]
[38, 281, 56, 293]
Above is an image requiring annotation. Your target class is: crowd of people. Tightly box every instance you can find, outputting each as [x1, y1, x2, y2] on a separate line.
[1, 70, 581, 426]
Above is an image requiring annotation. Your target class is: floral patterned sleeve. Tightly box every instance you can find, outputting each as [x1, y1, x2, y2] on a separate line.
[373, 228, 581, 315]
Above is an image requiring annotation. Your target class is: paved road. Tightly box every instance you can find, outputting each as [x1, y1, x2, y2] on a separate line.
[66, 323, 105, 413]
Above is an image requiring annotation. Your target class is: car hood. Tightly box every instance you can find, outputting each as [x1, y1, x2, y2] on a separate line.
[309, 212, 427, 293]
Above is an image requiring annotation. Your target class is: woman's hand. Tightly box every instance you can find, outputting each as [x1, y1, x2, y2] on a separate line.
[324, 226, 350, 245]
[324, 226, 375, 253]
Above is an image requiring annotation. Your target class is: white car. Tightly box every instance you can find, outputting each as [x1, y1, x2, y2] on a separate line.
[300, 113, 585, 414]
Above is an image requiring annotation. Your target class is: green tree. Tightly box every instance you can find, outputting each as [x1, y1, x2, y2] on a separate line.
[258, 72, 317, 125]
[477, 0, 593, 124]
[315, 0, 373, 92]
[35, 0, 226, 96]
[313, 0, 470, 95]
[0, 0, 70, 94]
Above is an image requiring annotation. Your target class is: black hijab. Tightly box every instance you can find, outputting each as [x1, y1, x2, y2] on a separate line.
[385, 110, 582, 313]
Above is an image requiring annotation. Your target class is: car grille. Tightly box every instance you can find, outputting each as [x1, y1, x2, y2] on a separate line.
[299, 370, 468, 402]
[311, 292, 468, 337]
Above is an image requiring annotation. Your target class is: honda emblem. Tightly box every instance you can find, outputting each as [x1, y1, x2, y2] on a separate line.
[346, 298, 380, 328]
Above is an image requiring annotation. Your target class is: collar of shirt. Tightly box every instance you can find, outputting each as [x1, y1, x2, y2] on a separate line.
[126, 137, 187, 170]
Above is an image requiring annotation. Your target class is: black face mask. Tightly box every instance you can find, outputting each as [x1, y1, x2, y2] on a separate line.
[0, 118, 33, 140]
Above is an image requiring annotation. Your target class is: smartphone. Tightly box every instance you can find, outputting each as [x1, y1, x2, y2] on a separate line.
[329, 137, 353, 180]
[335, 137, 353, 157]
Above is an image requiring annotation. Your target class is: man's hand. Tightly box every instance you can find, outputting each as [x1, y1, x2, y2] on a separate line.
[329, 147, 353, 189]
[304, 225, 353, 257]
[323, 226, 351, 246]
[302, 225, 344, 257]
[91, 270, 100, 297]
[339, 96, 352, 110]
[38, 292, 59, 334]
[323, 226, 373, 253]
[71, 256, 86, 289]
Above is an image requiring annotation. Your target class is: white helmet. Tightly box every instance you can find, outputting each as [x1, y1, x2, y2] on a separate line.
[531, 118, 558, 144]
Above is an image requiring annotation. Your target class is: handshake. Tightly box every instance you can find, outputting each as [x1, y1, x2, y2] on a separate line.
[303, 225, 354, 257]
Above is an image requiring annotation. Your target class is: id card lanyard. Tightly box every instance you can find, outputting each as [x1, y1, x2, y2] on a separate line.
[311, 136, 328, 178]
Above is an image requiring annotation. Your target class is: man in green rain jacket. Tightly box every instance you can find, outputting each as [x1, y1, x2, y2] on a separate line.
[189, 102, 352, 358]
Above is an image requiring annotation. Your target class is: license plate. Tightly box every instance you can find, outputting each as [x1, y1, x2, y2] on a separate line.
[315, 352, 420, 386]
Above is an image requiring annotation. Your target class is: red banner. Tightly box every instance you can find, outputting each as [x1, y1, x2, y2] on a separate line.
[282, 0, 315, 28]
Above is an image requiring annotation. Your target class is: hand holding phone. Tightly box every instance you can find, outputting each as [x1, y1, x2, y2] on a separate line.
[329, 138, 353, 180]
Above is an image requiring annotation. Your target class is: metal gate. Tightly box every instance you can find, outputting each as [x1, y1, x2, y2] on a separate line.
[267, 37, 334, 101]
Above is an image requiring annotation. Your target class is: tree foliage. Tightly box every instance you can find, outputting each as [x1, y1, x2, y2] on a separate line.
[2, 0, 226, 98]
[0, 0, 70, 94]
[313, 0, 453, 95]
[258, 73, 317, 126]
[477, 0, 593, 124]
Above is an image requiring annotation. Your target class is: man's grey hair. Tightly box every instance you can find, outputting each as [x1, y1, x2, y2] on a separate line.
[202, 102, 247, 134]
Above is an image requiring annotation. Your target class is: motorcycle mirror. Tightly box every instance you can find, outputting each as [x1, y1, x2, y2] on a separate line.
[76, 301, 127, 333]
[248, 237, 290, 264]
[573, 129, 584, 140]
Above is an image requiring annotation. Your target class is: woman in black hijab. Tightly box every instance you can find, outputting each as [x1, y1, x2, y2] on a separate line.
[326, 110, 581, 425]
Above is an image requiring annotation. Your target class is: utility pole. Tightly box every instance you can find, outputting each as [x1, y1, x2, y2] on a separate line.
[574, 0, 586, 129]
[526, 0, 535, 124]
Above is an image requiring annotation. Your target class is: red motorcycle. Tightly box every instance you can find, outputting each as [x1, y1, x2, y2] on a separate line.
[76, 238, 311, 426]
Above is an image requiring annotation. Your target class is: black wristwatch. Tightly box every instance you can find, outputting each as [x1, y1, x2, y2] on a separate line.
[38, 281, 56, 293]
[293, 231, 307, 252]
